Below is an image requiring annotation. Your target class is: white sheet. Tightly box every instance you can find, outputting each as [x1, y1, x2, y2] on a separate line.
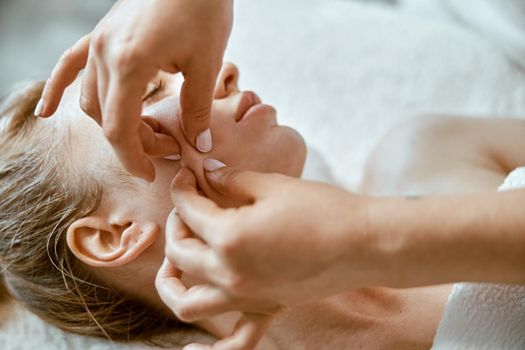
[225, 0, 525, 191]
[401, 0, 525, 70]
[2, 0, 525, 349]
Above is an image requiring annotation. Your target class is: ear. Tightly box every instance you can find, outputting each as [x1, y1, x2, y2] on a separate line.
[67, 216, 160, 268]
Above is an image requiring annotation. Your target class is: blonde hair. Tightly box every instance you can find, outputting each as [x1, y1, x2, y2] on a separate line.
[0, 82, 191, 344]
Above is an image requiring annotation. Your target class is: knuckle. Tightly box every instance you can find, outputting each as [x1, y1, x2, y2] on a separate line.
[190, 107, 211, 123]
[92, 32, 107, 53]
[182, 104, 211, 128]
[214, 220, 251, 253]
[111, 49, 142, 73]
[215, 234, 240, 255]
[174, 303, 195, 322]
[113, 50, 134, 68]
[224, 273, 248, 296]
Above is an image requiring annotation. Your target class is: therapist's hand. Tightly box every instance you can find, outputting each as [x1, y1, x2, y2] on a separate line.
[159, 163, 382, 320]
[37, 0, 233, 181]
[156, 164, 381, 349]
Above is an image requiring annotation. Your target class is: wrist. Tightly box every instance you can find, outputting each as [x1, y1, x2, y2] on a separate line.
[362, 196, 411, 287]
[365, 195, 464, 288]
[351, 195, 444, 288]
[331, 194, 390, 289]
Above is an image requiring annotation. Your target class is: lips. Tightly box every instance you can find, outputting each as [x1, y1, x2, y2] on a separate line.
[235, 91, 262, 122]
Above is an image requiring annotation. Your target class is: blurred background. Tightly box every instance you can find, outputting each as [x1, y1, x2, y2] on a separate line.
[1, 0, 524, 94]
[0, 0, 113, 94]
[0, 0, 395, 94]
[0, 0, 524, 191]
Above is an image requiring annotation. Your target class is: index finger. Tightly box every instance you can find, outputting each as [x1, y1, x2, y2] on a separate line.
[103, 75, 155, 181]
[179, 64, 221, 152]
[39, 34, 91, 117]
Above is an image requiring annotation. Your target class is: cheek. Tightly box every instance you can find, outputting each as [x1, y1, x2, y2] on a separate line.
[233, 126, 306, 177]
[269, 127, 307, 177]
[148, 160, 182, 216]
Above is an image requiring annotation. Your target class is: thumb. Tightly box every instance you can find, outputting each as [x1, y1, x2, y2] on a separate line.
[179, 66, 220, 153]
[203, 159, 283, 201]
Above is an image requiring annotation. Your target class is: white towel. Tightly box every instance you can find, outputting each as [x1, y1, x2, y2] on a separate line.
[226, 0, 525, 191]
[432, 167, 525, 350]
[445, 0, 525, 71]
[400, 0, 525, 70]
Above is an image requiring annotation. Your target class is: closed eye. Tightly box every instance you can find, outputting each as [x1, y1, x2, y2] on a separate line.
[142, 79, 166, 103]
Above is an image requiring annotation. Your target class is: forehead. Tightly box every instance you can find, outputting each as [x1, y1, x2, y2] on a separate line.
[48, 69, 187, 166]
[48, 78, 123, 180]
[50, 72, 183, 186]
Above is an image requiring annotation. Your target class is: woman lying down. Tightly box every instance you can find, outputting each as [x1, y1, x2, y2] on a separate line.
[1, 63, 524, 349]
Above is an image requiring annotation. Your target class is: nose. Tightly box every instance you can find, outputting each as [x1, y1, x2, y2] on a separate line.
[214, 63, 240, 99]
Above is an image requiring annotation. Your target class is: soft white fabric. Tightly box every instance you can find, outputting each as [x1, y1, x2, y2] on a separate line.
[401, 0, 525, 70]
[432, 167, 525, 350]
[226, 0, 525, 191]
[3, 0, 525, 349]
[445, 0, 525, 70]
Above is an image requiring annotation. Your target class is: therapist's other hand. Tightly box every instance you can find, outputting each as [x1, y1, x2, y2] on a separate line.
[156, 254, 277, 350]
[37, 0, 233, 181]
[163, 164, 379, 317]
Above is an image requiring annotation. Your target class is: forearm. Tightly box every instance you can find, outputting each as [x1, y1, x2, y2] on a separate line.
[367, 189, 525, 288]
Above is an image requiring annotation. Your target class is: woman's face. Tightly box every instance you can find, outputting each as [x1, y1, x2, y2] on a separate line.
[60, 63, 306, 326]
[141, 63, 306, 209]
[64, 62, 306, 226]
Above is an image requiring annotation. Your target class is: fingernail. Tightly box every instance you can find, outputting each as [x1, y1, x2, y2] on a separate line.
[196, 129, 212, 153]
[203, 159, 226, 172]
[34, 98, 44, 117]
[164, 154, 181, 161]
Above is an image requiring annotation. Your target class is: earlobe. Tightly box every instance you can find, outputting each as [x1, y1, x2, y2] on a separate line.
[67, 217, 160, 268]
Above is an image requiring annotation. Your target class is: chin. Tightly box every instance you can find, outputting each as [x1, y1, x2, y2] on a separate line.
[281, 125, 307, 178]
